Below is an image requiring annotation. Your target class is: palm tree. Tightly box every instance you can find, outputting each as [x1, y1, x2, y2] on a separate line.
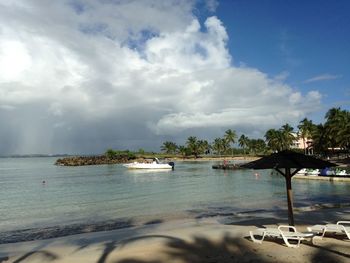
[177, 145, 188, 159]
[161, 141, 177, 154]
[310, 108, 350, 155]
[322, 108, 337, 154]
[248, 139, 266, 155]
[336, 111, 350, 150]
[298, 118, 314, 154]
[265, 128, 283, 152]
[224, 129, 237, 156]
[280, 123, 295, 150]
[198, 140, 210, 155]
[311, 124, 329, 154]
[238, 134, 249, 155]
[324, 107, 350, 152]
[325, 107, 342, 120]
[212, 138, 227, 156]
[186, 136, 201, 158]
[255, 139, 267, 154]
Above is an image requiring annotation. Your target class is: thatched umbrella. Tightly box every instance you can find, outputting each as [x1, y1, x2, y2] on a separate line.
[241, 150, 336, 226]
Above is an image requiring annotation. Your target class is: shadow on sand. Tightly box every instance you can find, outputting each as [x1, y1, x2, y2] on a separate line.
[6, 208, 350, 263]
[9, 231, 349, 263]
[12, 250, 58, 263]
[114, 233, 349, 263]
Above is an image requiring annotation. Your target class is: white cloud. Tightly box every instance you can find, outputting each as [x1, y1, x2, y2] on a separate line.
[0, 41, 31, 81]
[0, 0, 323, 154]
[0, 104, 16, 111]
[304, 74, 342, 83]
[151, 67, 322, 135]
[145, 17, 230, 72]
[274, 71, 289, 81]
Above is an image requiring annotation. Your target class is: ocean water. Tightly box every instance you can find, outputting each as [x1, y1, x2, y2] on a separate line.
[1, 157, 350, 241]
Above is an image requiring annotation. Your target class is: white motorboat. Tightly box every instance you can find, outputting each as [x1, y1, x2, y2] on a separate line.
[296, 168, 307, 175]
[123, 158, 175, 170]
[296, 168, 349, 177]
[306, 169, 320, 176]
[335, 169, 349, 176]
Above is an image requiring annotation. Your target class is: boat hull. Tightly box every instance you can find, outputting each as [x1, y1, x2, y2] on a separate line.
[123, 162, 173, 169]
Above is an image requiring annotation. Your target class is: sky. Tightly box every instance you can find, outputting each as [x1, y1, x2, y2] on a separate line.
[0, 0, 349, 155]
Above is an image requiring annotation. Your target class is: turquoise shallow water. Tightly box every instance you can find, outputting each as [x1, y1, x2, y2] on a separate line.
[1, 157, 350, 239]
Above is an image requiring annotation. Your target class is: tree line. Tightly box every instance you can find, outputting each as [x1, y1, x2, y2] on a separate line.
[160, 107, 350, 157]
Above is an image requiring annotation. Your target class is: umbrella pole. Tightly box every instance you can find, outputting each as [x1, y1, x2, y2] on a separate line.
[285, 168, 294, 226]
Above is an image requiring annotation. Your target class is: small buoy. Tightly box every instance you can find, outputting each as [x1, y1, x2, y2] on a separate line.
[42, 180, 46, 184]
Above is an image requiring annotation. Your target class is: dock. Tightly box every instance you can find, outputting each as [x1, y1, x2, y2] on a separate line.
[294, 175, 350, 182]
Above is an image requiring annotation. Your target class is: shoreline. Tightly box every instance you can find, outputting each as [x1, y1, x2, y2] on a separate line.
[1, 202, 349, 245]
[1, 205, 349, 263]
[53, 155, 259, 166]
[171, 156, 259, 162]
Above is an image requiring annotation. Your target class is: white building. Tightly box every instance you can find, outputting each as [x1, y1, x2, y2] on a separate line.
[291, 132, 313, 154]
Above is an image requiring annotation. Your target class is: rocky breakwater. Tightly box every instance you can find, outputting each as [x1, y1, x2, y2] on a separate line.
[212, 163, 246, 170]
[55, 155, 133, 166]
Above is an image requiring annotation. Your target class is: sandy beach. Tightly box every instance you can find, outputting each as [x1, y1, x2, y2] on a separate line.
[1, 206, 349, 263]
[171, 156, 260, 162]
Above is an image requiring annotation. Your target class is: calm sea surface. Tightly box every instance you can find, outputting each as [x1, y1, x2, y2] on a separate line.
[1, 157, 350, 236]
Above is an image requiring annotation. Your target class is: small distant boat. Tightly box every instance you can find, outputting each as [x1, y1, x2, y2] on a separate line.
[296, 168, 307, 175]
[334, 169, 350, 176]
[123, 158, 175, 170]
[296, 168, 317, 176]
[296, 168, 350, 177]
[306, 169, 320, 176]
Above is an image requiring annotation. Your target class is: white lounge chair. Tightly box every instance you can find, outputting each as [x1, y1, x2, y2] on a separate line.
[249, 225, 314, 248]
[307, 221, 350, 240]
